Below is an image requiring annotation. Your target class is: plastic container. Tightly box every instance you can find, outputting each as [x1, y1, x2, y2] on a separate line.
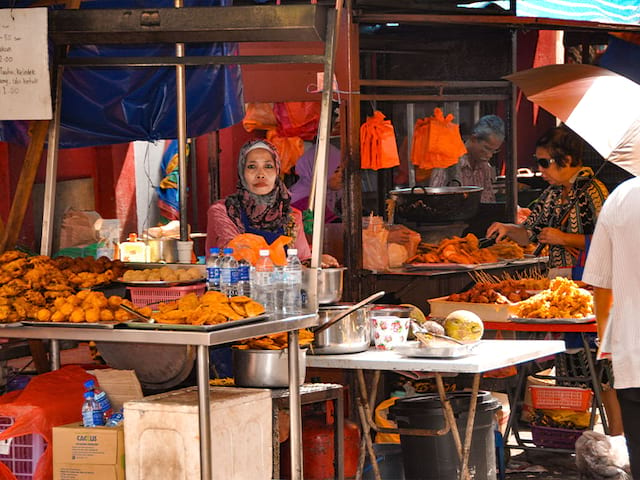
[530, 425, 584, 449]
[371, 316, 410, 350]
[530, 385, 593, 411]
[124, 386, 272, 479]
[0, 416, 47, 480]
[127, 283, 206, 307]
[119, 233, 149, 262]
[253, 249, 275, 314]
[206, 247, 221, 292]
[176, 240, 194, 264]
[390, 391, 500, 480]
[283, 248, 302, 316]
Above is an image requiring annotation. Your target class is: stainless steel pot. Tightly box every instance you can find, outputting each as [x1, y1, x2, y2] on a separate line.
[147, 238, 177, 263]
[313, 304, 372, 354]
[232, 348, 306, 388]
[388, 186, 483, 224]
[302, 266, 346, 305]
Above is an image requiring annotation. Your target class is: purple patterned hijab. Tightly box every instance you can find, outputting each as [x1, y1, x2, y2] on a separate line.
[225, 139, 292, 232]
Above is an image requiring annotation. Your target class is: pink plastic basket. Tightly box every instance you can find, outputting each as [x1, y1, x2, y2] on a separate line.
[530, 385, 593, 411]
[530, 425, 584, 450]
[0, 416, 47, 480]
[127, 283, 206, 307]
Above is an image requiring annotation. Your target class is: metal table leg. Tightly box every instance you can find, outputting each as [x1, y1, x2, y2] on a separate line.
[50, 339, 60, 370]
[288, 330, 303, 480]
[581, 333, 609, 434]
[196, 344, 212, 480]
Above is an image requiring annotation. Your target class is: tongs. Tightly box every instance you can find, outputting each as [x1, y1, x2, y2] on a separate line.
[119, 303, 156, 323]
[478, 233, 498, 249]
[411, 320, 465, 346]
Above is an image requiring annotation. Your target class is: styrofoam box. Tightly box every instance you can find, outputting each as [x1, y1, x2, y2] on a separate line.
[124, 386, 272, 480]
[428, 296, 518, 322]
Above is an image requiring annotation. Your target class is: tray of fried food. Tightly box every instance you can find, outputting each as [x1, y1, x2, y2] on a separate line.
[510, 277, 594, 323]
[121, 291, 267, 331]
[235, 329, 315, 350]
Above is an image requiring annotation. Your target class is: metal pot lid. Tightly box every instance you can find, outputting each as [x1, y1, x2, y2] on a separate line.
[389, 186, 483, 195]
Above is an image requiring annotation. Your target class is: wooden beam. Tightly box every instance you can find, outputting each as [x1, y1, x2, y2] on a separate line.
[0, 120, 49, 254]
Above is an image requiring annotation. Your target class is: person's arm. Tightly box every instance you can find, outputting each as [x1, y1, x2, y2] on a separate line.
[486, 222, 530, 246]
[537, 229, 586, 250]
[592, 286, 613, 341]
[206, 202, 241, 252]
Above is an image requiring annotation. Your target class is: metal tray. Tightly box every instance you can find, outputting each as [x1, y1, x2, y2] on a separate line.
[403, 263, 476, 271]
[509, 315, 596, 324]
[121, 314, 270, 331]
[0, 322, 23, 328]
[395, 340, 479, 358]
[22, 320, 122, 329]
[115, 278, 205, 287]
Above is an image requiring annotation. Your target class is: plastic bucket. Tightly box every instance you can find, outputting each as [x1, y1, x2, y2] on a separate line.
[390, 391, 500, 480]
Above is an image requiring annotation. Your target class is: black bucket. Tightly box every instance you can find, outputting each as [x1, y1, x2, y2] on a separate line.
[390, 391, 500, 480]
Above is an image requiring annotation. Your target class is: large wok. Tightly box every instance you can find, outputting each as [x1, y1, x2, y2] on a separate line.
[389, 186, 483, 224]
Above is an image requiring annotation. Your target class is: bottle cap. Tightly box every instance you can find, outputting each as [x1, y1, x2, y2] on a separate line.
[223, 247, 233, 254]
[84, 391, 94, 399]
[259, 249, 270, 256]
[84, 379, 95, 389]
[288, 249, 298, 256]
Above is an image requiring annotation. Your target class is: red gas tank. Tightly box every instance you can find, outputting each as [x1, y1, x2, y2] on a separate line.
[281, 415, 360, 479]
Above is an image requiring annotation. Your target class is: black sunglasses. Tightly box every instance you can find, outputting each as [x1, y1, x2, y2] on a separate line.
[533, 155, 555, 169]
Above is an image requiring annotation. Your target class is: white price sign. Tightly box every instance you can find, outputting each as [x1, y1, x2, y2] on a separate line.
[0, 8, 52, 120]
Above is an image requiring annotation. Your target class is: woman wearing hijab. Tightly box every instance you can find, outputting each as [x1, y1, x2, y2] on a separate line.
[206, 139, 337, 266]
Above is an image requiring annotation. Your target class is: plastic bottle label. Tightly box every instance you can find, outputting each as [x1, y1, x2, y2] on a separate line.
[238, 265, 250, 282]
[95, 391, 112, 417]
[207, 266, 221, 289]
[82, 407, 105, 427]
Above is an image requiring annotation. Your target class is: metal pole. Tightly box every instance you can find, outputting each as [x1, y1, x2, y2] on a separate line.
[196, 345, 212, 480]
[175, 0, 189, 242]
[288, 329, 303, 480]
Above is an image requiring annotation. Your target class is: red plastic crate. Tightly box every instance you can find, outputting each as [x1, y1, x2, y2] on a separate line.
[0, 416, 47, 480]
[127, 283, 205, 307]
[529, 385, 593, 411]
[530, 425, 585, 450]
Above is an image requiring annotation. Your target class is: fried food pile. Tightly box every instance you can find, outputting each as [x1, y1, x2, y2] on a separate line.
[141, 291, 265, 325]
[34, 291, 135, 323]
[0, 250, 127, 323]
[121, 266, 203, 282]
[447, 278, 549, 304]
[236, 329, 314, 350]
[513, 277, 593, 319]
[407, 234, 525, 265]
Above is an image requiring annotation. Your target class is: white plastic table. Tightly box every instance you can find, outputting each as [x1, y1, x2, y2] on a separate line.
[306, 339, 566, 480]
[0, 314, 318, 480]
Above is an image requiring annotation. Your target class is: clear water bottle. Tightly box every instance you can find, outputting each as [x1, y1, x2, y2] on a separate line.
[220, 247, 239, 297]
[283, 248, 303, 316]
[253, 249, 275, 314]
[206, 247, 221, 291]
[237, 258, 251, 297]
[84, 379, 112, 421]
[273, 265, 284, 315]
[82, 391, 105, 427]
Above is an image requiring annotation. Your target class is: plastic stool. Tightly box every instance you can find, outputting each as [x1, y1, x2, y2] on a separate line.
[495, 429, 506, 480]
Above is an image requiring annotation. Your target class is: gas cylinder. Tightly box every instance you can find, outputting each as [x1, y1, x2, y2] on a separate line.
[281, 415, 360, 479]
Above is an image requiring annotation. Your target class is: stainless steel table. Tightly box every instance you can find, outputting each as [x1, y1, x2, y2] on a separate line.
[307, 340, 566, 480]
[0, 314, 318, 480]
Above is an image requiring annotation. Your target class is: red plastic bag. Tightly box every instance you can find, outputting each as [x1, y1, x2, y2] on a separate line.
[411, 108, 466, 169]
[360, 111, 400, 171]
[242, 103, 278, 132]
[273, 102, 321, 140]
[0, 366, 97, 480]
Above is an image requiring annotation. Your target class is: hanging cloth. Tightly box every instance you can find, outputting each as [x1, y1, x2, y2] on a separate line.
[410, 107, 466, 170]
[360, 110, 400, 170]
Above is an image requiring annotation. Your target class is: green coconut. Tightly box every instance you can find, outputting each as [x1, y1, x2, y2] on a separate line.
[444, 310, 484, 342]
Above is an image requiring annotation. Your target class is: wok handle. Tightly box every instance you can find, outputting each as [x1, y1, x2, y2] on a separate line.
[313, 290, 385, 335]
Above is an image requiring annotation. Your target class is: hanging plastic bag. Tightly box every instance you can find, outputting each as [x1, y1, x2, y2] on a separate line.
[266, 130, 304, 174]
[273, 101, 321, 140]
[410, 107, 466, 170]
[242, 103, 278, 132]
[360, 110, 401, 170]
[362, 214, 389, 271]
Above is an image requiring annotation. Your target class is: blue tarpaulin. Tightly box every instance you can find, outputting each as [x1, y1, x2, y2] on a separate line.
[0, 0, 244, 148]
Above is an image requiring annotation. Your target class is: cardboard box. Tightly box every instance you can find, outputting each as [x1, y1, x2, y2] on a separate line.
[87, 368, 144, 411]
[53, 423, 124, 480]
[428, 296, 518, 322]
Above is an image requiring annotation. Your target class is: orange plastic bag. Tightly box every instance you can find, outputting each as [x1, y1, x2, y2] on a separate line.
[242, 103, 278, 132]
[273, 101, 321, 141]
[360, 111, 400, 170]
[266, 130, 304, 174]
[0, 366, 97, 480]
[227, 233, 292, 266]
[410, 108, 466, 170]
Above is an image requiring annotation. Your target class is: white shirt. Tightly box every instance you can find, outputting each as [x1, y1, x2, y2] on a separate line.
[583, 177, 640, 389]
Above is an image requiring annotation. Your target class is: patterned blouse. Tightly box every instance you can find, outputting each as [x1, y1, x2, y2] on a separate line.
[522, 167, 608, 269]
[429, 154, 496, 202]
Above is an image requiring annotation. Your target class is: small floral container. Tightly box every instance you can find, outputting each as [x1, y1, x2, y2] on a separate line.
[371, 315, 411, 350]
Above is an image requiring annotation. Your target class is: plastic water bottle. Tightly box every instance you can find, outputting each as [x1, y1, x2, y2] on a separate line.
[84, 379, 112, 421]
[253, 249, 275, 314]
[283, 248, 303, 316]
[82, 391, 105, 427]
[237, 258, 251, 297]
[220, 247, 239, 297]
[273, 264, 284, 315]
[206, 247, 221, 291]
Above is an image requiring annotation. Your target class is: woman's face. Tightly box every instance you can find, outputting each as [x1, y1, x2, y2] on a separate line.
[244, 148, 278, 195]
[535, 146, 574, 187]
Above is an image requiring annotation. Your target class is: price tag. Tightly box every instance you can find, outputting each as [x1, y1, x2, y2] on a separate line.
[0, 8, 52, 120]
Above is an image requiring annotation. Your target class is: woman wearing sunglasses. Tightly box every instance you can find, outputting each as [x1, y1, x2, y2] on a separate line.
[486, 126, 609, 279]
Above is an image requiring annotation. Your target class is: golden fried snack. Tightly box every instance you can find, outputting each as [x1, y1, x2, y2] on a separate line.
[244, 300, 266, 317]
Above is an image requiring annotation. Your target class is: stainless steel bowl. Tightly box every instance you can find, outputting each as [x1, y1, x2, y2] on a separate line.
[302, 267, 346, 305]
[389, 186, 483, 224]
[312, 304, 371, 354]
[232, 348, 306, 388]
